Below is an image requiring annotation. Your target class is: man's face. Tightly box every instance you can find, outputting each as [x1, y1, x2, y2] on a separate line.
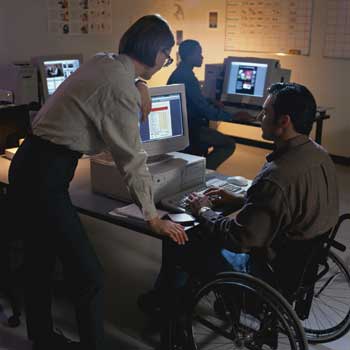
[190, 45, 203, 67]
[141, 48, 172, 80]
[259, 94, 281, 141]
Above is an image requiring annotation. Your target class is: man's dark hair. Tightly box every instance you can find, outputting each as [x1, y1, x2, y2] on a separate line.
[179, 39, 200, 61]
[119, 14, 175, 67]
[268, 82, 317, 135]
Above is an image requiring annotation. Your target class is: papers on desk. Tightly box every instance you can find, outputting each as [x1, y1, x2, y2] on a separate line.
[109, 203, 168, 221]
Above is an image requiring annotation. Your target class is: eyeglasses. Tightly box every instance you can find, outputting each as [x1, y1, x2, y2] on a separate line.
[162, 49, 174, 67]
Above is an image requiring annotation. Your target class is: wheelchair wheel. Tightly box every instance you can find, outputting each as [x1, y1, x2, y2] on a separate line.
[303, 250, 350, 343]
[186, 272, 308, 350]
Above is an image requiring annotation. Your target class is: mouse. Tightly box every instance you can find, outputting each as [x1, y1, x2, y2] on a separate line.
[226, 176, 249, 187]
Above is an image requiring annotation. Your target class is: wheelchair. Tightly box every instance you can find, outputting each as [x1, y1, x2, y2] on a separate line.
[165, 214, 350, 350]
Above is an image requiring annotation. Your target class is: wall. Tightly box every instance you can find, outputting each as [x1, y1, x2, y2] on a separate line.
[0, 0, 349, 157]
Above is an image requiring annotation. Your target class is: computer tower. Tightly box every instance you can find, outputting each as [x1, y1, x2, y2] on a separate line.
[90, 152, 206, 203]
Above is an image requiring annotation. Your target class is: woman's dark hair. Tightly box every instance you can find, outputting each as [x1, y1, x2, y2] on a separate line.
[119, 14, 175, 67]
[268, 82, 317, 135]
[179, 39, 200, 60]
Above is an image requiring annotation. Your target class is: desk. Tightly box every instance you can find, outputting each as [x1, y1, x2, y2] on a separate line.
[0, 156, 231, 338]
[0, 156, 166, 238]
[0, 104, 31, 154]
[221, 106, 330, 149]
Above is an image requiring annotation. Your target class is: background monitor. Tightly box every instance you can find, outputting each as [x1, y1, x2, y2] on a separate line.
[140, 84, 189, 161]
[221, 57, 282, 107]
[31, 54, 83, 103]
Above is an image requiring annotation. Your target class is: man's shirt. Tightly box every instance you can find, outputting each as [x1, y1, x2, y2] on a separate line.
[167, 63, 232, 132]
[32, 53, 158, 219]
[200, 135, 339, 250]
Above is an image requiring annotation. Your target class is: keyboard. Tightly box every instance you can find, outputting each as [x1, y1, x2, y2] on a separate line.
[160, 178, 248, 213]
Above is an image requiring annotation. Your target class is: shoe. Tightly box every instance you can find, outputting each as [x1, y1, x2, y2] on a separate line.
[32, 330, 81, 350]
[137, 289, 162, 317]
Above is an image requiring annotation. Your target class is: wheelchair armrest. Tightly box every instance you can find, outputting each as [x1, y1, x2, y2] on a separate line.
[331, 240, 346, 252]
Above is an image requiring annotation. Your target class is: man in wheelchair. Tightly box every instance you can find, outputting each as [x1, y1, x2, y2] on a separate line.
[139, 83, 340, 349]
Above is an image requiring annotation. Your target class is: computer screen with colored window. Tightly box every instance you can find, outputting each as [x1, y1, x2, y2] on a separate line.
[139, 84, 189, 160]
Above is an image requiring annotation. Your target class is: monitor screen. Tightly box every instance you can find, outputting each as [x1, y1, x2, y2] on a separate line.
[140, 92, 183, 143]
[31, 54, 83, 103]
[44, 59, 80, 96]
[140, 84, 189, 159]
[226, 61, 268, 98]
[221, 57, 278, 107]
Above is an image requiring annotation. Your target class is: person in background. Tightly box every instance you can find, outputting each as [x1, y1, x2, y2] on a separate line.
[167, 39, 253, 170]
[8, 14, 187, 350]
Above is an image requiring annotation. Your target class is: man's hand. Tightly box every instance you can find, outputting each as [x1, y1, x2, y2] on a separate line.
[204, 187, 240, 206]
[148, 216, 188, 245]
[187, 192, 212, 216]
[136, 80, 151, 123]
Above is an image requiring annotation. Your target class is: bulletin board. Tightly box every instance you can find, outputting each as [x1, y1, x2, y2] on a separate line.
[324, 0, 350, 59]
[47, 0, 112, 35]
[224, 0, 313, 55]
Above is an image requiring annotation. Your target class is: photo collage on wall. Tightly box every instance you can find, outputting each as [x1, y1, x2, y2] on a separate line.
[47, 0, 112, 35]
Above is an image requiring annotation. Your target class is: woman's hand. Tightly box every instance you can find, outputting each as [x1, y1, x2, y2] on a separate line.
[148, 216, 188, 245]
[136, 80, 151, 123]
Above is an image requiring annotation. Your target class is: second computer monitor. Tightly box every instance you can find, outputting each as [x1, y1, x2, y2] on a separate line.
[32, 54, 83, 103]
[139, 84, 189, 159]
[221, 57, 281, 107]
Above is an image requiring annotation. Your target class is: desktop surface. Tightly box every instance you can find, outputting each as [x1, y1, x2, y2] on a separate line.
[0, 157, 244, 238]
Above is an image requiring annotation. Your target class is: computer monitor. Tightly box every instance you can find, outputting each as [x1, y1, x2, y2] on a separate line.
[139, 84, 189, 161]
[31, 54, 83, 103]
[221, 57, 286, 107]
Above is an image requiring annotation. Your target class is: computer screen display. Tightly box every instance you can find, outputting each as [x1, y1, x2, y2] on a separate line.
[139, 84, 189, 159]
[221, 57, 279, 107]
[43, 59, 80, 96]
[140, 92, 183, 143]
[31, 54, 83, 103]
[226, 61, 268, 98]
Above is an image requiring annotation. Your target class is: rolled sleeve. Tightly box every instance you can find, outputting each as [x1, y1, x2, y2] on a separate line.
[100, 91, 158, 220]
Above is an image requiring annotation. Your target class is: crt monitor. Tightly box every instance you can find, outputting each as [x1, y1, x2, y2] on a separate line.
[31, 54, 83, 103]
[139, 84, 189, 160]
[221, 57, 279, 107]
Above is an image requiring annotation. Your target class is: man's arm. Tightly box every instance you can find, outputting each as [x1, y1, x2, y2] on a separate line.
[100, 91, 188, 243]
[135, 79, 151, 122]
[185, 74, 233, 122]
[196, 180, 291, 251]
[100, 91, 158, 220]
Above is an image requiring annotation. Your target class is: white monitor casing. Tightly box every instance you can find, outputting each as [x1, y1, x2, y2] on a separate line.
[143, 84, 189, 159]
[31, 53, 83, 103]
[221, 56, 291, 107]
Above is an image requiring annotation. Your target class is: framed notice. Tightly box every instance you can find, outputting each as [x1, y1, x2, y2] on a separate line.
[225, 0, 313, 55]
[324, 0, 350, 59]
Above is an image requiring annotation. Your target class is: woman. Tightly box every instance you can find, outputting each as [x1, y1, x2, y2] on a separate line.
[8, 14, 187, 350]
